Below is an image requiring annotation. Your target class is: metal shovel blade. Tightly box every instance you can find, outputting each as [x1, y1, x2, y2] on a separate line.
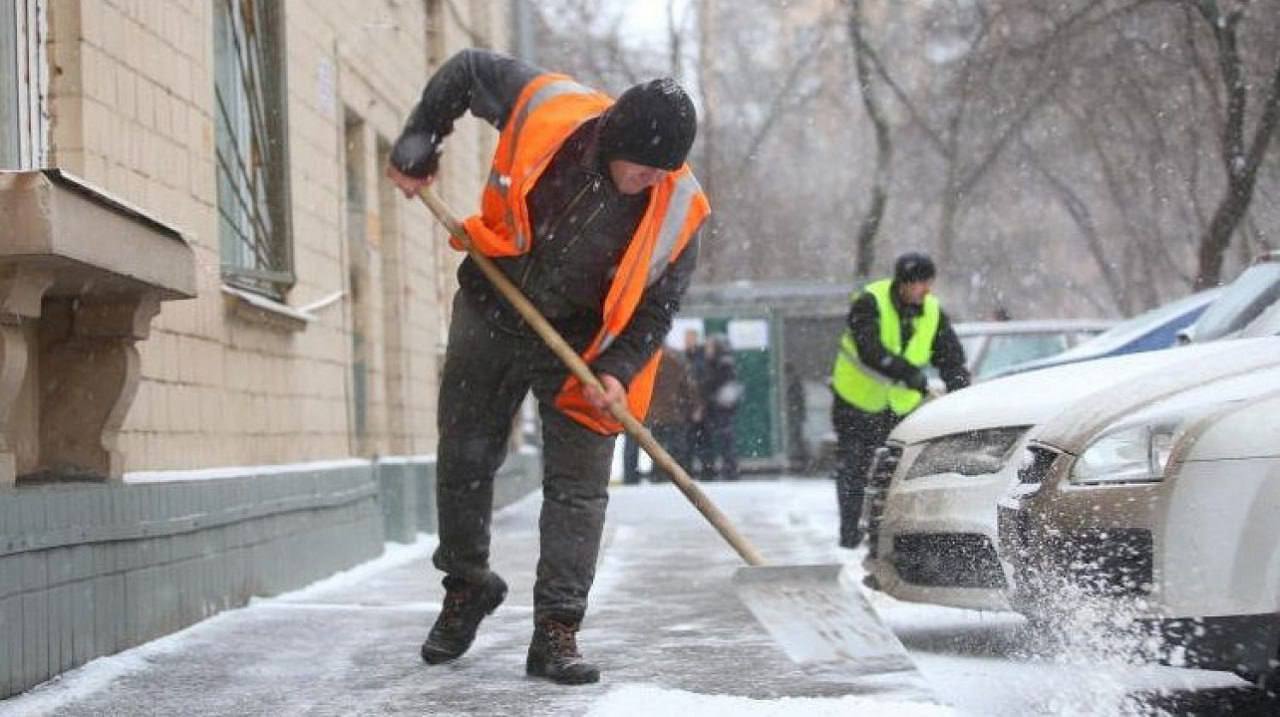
[734, 564, 928, 690]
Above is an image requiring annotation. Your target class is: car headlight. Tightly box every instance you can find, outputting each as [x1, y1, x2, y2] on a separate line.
[1070, 422, 1179, 486]
[904, 427, 1028, 480]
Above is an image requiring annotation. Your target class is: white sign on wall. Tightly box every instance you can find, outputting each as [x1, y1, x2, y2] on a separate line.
[666, 317, 704, 349]
[727, 319, 769, 350]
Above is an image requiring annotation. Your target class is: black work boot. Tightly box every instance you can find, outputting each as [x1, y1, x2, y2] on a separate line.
[525, 618, 600, 685]
[421, 573, 508, 664]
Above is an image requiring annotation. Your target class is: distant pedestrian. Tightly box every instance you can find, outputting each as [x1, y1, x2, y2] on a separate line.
[646, 349, 702, 481]
[622, 433, 642, 485]
[698, 333, 742, 481]
[784, 362, 810, 473]
[682, 328, 709, 476]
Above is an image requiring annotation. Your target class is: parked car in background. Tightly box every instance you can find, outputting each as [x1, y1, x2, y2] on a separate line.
[1178, 252, 1280, 344]
[1240, 295, 1280, 337]
[951, 319, 1115, 380]
[988, 289, 1221, 379]
[997, 341, 1280, 680]
[858, 339, 1262, 611]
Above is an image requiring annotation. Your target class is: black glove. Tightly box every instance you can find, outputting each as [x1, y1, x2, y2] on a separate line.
[905, 370, 929, 394]
[389, 131, 442, 179]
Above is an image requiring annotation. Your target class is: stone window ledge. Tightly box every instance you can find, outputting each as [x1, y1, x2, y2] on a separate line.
[221, 284, 315, 332]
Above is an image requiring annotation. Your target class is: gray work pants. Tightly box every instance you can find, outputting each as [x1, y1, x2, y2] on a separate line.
[433, 291, 615, 624]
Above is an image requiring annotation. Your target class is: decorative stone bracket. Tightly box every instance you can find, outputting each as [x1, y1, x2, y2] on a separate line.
[0, 170, 195, 484]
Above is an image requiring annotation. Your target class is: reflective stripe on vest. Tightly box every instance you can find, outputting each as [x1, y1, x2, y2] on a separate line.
[494, 78, 598, 250]
[457, 72, 711, 434]
[557, 166, 709, 434]
[831, 279, 940, 416]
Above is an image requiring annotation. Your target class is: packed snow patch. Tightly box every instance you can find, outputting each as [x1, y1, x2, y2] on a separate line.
[0, 535, 438, 716]
[586, 684, 955, 717]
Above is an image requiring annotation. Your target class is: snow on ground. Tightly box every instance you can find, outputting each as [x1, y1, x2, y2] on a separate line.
[587, 684, 954, 717]
[1, 478, 1261, 716]
[865, 595, 1247, 716]
[0, 538, 443, 717]
[124, 457, 371, 483]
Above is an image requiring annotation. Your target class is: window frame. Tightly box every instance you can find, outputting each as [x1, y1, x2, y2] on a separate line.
[213, 0, 294, 300]
[1, 0, 47, 169]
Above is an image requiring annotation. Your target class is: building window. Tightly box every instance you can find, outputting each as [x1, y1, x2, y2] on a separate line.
[1, 0, 45, 169]
[214, 0, 292, 299]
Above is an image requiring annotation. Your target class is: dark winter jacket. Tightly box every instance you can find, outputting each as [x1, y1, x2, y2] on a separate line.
[389, 48, 701, 387]
[846, 283, 970, 393]
[647, 350, 701, 427]
[700, 341, 742, 424]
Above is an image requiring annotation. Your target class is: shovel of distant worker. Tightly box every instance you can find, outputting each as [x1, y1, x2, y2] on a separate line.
[417, 186, 925, 687]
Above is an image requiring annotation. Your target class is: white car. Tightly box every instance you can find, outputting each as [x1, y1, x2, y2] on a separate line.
[998, 340, 1280, 679]
[860, 338, 1280, 612]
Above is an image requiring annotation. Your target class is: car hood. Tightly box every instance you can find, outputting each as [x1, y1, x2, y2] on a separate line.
[1034, 336, 1280, 454]
[890, 339, 1259, 445]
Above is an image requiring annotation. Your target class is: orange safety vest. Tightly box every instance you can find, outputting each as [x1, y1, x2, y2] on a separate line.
[459, 73, 711, 435]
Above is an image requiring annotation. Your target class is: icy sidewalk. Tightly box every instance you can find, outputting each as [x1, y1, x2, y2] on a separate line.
[7, 478, 1256, 716]
[2, 479, 949, 717]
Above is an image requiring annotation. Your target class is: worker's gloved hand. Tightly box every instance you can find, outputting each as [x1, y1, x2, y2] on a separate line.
[387, 132, 441, 197]
[584, 373, 627, 412]
[905, 370, 929, 395]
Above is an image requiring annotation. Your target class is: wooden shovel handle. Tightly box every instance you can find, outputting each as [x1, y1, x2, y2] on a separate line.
[418, 186, 766, 567]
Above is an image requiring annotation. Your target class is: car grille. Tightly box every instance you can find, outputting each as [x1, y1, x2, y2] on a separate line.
[1056, 528, 1154, 597]
[1018, 445, 1059, 485]
[863, 443, 902, 558]
[1002, 508, 1154, 602]
[892, 533, 1007, 589]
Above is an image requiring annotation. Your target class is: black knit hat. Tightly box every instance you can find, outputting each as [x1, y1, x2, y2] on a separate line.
[598, 78, 697, 170]
[894, 252, 936, 283]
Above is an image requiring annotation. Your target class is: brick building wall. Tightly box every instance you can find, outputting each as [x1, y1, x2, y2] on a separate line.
[40, 0, 508, 471]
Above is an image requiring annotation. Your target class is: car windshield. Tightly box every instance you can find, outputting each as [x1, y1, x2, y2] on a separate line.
[1188, 262, 1280, 342]
[975, 334, 1070, 377]
[1239, 299, 1280, 337]
[1047, 289, 1221, 361]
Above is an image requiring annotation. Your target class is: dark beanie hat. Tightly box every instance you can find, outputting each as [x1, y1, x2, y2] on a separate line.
[894, 252, 936, 283]
[598, 78, 697, 170]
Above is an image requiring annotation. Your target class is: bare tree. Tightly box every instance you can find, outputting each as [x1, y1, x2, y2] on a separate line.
[692, 0, 852, 283]
[519, 0, 1280, 317]
[846, 0, 892, 278]
[1182, 0, 1280, 288]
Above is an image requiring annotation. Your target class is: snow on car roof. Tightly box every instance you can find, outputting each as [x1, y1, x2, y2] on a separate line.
[1034, 336, 1280, 453]
[889, 339, 1256, 445]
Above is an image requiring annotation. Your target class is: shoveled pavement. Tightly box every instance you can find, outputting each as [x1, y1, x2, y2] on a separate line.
[7, 479, 942, 717]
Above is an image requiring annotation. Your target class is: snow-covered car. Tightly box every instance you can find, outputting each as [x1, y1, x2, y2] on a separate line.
[859, 338, 1279, 612]
[988, 288, 1221, 379]
[996, 340, 1280, 679]
[1176, 252, 1280, 344]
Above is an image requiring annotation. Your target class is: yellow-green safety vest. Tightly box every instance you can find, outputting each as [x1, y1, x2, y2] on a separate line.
[831, 278, 940, 416]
